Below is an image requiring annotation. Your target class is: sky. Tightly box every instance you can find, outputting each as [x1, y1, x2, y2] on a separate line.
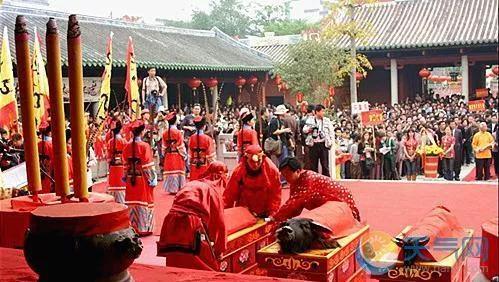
[46, 0, 324, 23]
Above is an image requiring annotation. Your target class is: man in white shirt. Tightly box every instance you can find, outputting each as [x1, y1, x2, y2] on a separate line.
[303, 104, 333, 176]
[142, 67, 167, 113]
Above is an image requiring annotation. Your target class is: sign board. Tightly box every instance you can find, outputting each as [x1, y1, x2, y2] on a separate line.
[475, 88, 489, 98]
[351, 101, 369, 115]
[0, 162, 27, 189]
[15, 77, 101, 102]
[361, 109, 384, 126]
[468, 100, 486, 112]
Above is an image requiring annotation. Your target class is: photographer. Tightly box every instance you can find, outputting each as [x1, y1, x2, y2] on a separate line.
[303, 104, 333, 176]
[141, 67, 167, 114]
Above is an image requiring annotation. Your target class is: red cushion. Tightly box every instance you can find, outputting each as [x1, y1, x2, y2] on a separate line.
[224, 207, 257, 235]
[298, 201, 364, 239]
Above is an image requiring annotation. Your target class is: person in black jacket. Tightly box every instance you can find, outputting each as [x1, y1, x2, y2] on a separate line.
[450, 120, 463, 180]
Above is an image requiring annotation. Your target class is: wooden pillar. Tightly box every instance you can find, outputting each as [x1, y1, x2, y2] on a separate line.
[461, 55, 469, 102]
[176, 83, 181, 109]
[390, 58, 398, 106]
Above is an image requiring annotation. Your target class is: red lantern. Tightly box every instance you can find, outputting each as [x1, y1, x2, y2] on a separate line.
[187, 77, 201, 90]
[492, 66, 499, 76]
[205, 77, 218, 89]
[235, 76, 246, 89]
[328, 86, 335, 98]
[274, 74, 282, 85]
[419, 68, 431, 78]
[300, 101, 308, 113]
[323, 97, 331, 108]
[248, 75, 258, 91]
[355, 72, 364, 81]
[296, 91, 304, 103]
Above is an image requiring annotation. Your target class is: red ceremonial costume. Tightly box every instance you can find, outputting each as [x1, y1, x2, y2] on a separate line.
[236, 125, 258, 160]
[188, 130, 215, 181]
[224, 145, 281, 217]
[107, 133, 127, 203]
[157, 162, 227, 271]
[162, 121, 186, 194]
[123, 121, 157, 236]
[38, 124, 53, 194]
[273, 170, 360, 222]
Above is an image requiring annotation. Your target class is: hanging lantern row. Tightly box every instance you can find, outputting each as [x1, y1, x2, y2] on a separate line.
[204, 77, 218, 89]
[248, 75, 258, 91]
[419, 68, 431, 78]
[329, 86, 335, 98]
[323, 97, 331, 108]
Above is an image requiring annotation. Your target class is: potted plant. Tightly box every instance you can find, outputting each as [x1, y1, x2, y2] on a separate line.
[418, 145, 444, 178]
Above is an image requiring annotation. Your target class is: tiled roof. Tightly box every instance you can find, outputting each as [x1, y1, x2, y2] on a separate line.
[0, 4, 273, 72]
[336, 0, 499, 51]
[247, 0, 498, 62]
[240, 35, 301, 64]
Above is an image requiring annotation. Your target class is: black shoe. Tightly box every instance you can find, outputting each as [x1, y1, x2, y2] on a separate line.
[454, 178, 460, 181]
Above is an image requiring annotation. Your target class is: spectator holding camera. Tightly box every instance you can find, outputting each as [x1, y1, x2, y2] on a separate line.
[303, 104, 333, 176]
[142, 67, 167, 113]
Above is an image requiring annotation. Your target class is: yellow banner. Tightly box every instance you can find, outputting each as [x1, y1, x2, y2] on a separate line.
[125, 36, 140, 120]
[0, 26, 18, 129]
[96, 32, 113, 122]
[31, 27, 49, 127]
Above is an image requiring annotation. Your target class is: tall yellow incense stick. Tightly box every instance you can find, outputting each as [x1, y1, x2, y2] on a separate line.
[14, 16, 42, 199]
[46, 18, 70, 199]
[67, 15, 88, 201]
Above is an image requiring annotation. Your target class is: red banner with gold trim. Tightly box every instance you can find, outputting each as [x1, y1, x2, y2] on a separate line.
[468, 100, 485, 112]
[361, 109, 383, 126]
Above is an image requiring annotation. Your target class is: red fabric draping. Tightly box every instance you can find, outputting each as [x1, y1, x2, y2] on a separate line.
[298, 201, 364, 239]
[481, 217, 498, 279]
[402, 206, 466, 262]
[224, 207, 257, 235]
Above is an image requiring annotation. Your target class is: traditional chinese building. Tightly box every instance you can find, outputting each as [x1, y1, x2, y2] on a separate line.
[0, 3, 273, 113]
[246, 0, 499, 107]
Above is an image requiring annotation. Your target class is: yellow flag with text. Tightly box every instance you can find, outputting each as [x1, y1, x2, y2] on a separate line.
[125, 36, 140, 120]
[96, 32, 113, 122]
[0, 26, 18, 130]
[31, 27, 50, 127]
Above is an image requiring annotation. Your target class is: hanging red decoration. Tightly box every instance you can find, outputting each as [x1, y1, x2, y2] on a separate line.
[300, 101, 308, 113]
[205, 77, 218, 89]
[323, 97, 331, 108]
[235, 76, 246, 89]
[296, 91, 304, 103]
[274, 74, 282, 85]
[187, 77, 202, 90]
[248, 75, 258, 91]
[419, 68, 431, 78]
[355, 72, 364, 81]
[492, 66, 499, 76]
[328, 86, 335, 98]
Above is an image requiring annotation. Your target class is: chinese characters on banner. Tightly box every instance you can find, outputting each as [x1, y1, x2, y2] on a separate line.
[475, 88, 489, 98]
[468, 100, 485, 112]
[361, 110, 383, 126]
[351, 101, 369, 115]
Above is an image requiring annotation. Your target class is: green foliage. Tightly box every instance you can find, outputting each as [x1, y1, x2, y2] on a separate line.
[190, 0, 254, 36]
[276, 40, 350, 103]
[263, 20, 318, 36]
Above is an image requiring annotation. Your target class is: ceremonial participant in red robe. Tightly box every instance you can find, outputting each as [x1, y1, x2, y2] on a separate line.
[37, 122, 53, 194]
[188, 116, 215, 180]
[162, 112, 186, 194]
[224, 145, 281, 218]
[123, 120, 157, 236]
[273, 157, 361, 222]
[236, 108, 258, 161]
[157, 161, 228, 271]
[106, 121, 127, 203]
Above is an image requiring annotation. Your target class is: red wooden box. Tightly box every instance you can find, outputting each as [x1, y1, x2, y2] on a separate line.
[256, 225, 370, 281]
[218, 219, 273, 274]
[371, 226, 474, 282]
